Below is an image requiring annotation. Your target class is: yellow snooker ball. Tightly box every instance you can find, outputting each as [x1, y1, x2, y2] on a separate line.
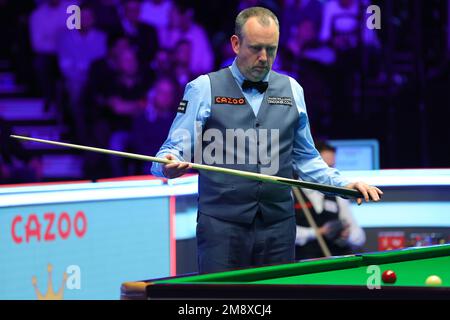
[425, 275, 442, 286]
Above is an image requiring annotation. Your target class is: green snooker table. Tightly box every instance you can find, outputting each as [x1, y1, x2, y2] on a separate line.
[121, 244, 450, 299]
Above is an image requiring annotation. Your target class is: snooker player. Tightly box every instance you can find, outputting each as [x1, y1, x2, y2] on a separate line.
[151, 7, 382, 274]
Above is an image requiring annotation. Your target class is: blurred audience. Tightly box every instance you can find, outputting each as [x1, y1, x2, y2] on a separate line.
[1, 0, 442, 181]
[161, 1, 214, 75]
[285, 19, 321, 68]
[140, 0, 173, 43]
[57, 3, 107, 142]
[129, 76, 180, 174]
[283, 18, 333, 135]
[29, 0, 70, 111]
[151, 48, 173, 76]
[102, 47, 153, 176]
[83, 34, 134, 135]
[91, 0, 122, 38]
[172, 39, 196, 87]
[281, 0, 323, 45]
[87, 34, 132, 101]
[320, 0, 379, 52]
[118, 0, 159, 64]
[320, 0, 380, 137]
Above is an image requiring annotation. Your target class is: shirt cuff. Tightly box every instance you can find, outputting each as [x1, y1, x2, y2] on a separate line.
[295, 226, 317, 246]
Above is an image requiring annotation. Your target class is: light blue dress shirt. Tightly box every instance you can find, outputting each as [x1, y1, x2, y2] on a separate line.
[151, 59, 350, 188]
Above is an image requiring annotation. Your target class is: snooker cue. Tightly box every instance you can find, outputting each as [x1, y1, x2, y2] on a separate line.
[10, 135, 363, 198]
[292, 187, 332, 257]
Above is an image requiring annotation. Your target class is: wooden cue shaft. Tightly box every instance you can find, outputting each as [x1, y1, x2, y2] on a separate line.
[10, 135, 363, 198]
[292, 187, 332, 257]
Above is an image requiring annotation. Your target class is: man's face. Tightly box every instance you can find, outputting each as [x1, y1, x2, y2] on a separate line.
[231, 16, 279, 81]
[320, 150, 336, 168]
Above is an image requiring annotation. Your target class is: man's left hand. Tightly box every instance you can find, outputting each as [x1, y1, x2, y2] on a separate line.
[345, 181, 383, 205]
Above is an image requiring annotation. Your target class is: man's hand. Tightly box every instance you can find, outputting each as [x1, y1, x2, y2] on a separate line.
[319, 223, 331, 237]
[319, 220, 344, 240]
[346, 181, 383, 205]
[162, 154, 192, 179]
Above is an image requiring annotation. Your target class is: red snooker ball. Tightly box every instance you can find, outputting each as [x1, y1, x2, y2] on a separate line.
[382, 270, 397, 284]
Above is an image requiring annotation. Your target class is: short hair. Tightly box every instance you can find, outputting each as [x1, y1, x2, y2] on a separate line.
[315, 140, 336, 153]
[235, 6, 279, 39]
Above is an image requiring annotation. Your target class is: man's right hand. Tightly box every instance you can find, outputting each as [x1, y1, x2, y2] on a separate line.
[162, 154, 192, 179]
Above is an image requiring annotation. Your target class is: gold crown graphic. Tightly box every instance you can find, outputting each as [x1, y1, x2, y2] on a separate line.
[32, 264, 68, 300]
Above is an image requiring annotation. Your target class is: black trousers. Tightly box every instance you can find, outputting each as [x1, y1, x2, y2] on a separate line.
[196, 212, 296, 274]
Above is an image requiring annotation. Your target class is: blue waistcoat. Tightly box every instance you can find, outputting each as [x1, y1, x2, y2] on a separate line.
[198, 68, 299, 224]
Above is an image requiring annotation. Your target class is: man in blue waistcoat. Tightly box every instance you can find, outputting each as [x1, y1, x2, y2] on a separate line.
[152, 7, 383, 273]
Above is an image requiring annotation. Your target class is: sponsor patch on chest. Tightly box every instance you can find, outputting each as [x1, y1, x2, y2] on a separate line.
[214, 96, 246, 105]
[267, 96, 292, 106]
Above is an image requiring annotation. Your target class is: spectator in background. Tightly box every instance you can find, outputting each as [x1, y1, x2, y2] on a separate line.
[280, 0, 323, 45]
[151, 48, 173, 76]
[91, 0, 122, 39]
[82, 35, 136, 179]
[172, 39, 196, 87]
[320, 0, 380, 137]
[29, 0, 69, 111]
[57, 3, 107, 142]
[283, 19, 333, 135]
[140, 0, 173, 44]
[285, 19, 320, 68]
[295, 141, 366, 259]
[86, 34, 133, 104]
[129, 76, 180, 174]
[118, 0, 159, 64]
[103, 47, 153, 176]
[320, 0, 379, 52]
[161, 2, 214, 74]
[83, 34, 135, 136]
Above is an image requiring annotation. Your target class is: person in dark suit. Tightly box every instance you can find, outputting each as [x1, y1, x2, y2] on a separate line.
[295, 141, 366, 260]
